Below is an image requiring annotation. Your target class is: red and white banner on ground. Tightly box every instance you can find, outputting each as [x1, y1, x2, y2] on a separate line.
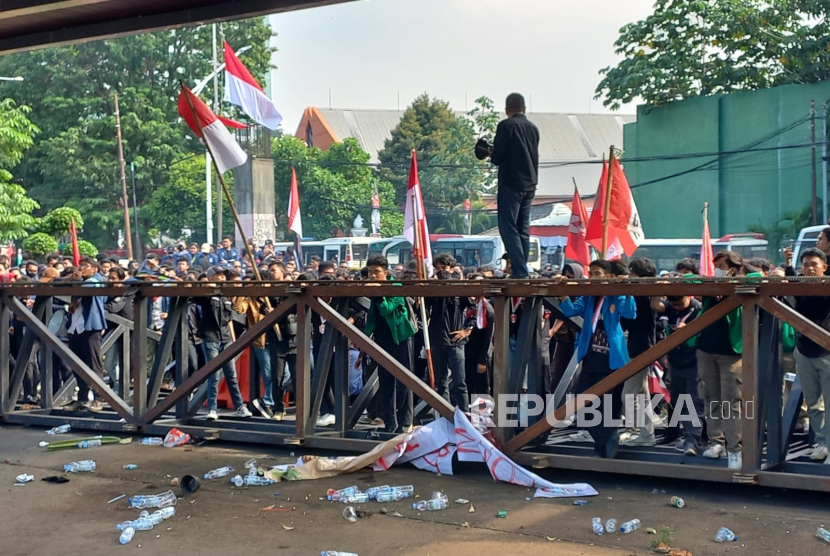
[178, 85, 247, 174]
[224, 42, 282, 130]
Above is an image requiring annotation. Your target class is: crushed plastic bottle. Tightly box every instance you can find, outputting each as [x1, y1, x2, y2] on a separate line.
[15, 473, 34, 484]
[139, 437, 163, 446]
[327, 485, 360, 501]
[64, 460, 96, 473]
[365, 485, 390, 500]
[340, 493, 369, 504]
[119, 526, 135, 545]
[413, 498, 448, 511]
[243, 475, 274, 486]
[46, 424, 71, 435]
[322, 552, 358, 556]
[817, 527, 830, 543]
[127, 490, 178, 509]
[203, 466, 234, 480]
[117, 518, 154, 531]
[605, 518, 617, 533]
[715, 527, 737, 543]
[390, 485, 413, 494]
[573, 500, 588, 506]
[76, 438, 102, 449]
[342, 506, 357, 523]
[146, 507, 175, 525]
[243, 458, 257, 469]
[592, 517, 604, 535]
[124, 464, 138, 470]
[376, 490, 409, 503]
[620, 519, 642, 534]
[231, 475, 244, 487]
[431, 491, 448, 503]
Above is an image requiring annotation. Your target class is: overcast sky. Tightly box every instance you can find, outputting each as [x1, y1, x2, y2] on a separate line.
[267, 0, 655, 133]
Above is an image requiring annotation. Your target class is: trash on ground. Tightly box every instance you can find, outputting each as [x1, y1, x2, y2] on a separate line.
[107, 494, 126, 504]
[389, 511, 403, 517]
[592, 517, 604, 535]
[497, 510, 508, 518]
[818, 527, 830, 543]
[127, 489, 178, 509]
[468, 503, 475, 513]
[621, 520, 642, 534]
[454, 498, 469, 504]
[163, 428, 191, 448]
[76, 438, 102, 449]
[652, 488, 667, 494]
[714, 527, 737, 542]
[124, 464, 138, 470]
[342, 506, 358, 523]
[64, 460, 96, 473]
[653, 542, 671, 554]
[244, 458, 257, 469]
[573, 500, 588, 506]
[119, 526, 135, 545]
[605, 518, 617, 533]
[321, 552, 358, 556]
[647, 527, 657, 534]
[48, 436, 130, 451]
[280, 523, 294, 530]
[170, 477, 179, 487]
[15, 473, 34, 483]
[413, 494, 448, 511]
[461, 522, 470, 528]
[545, 536, 557, 541]
[231, 474, 244, 487]
[671, 496, 685, 508]
[46, 424, 71, 435]
[180, 474, 200, 495]
[139, 437, 163, 446]
[203, 466, 234, 480]
[39, 441, 49, 448]
[328, 485, 411, 503]
[42, 476, 69, 483]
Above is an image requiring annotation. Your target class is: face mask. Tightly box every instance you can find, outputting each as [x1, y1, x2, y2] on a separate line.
[714, 268, 728, 278]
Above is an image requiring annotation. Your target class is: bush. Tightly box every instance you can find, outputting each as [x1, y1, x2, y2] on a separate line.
[39, 207, 84, 236]
[22, 232, 58, 257]
[61, 240, 98, 258]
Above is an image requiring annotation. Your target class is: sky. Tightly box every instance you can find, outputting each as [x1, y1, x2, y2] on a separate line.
[267, 0, 656, 134]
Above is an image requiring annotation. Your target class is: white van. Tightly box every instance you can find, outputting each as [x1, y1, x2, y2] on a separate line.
[632, 235, 769, 273]
[320, 237, 392, 269]
[792, 225, 827, 265]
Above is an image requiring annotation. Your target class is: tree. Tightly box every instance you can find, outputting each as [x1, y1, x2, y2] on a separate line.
[37, 207, 84, 236]
[0, 99, 40, 243]
[62, 240, 98, 258]
[378, 94, 488, 229]
[22, 232, 57, 257]
[273, 135, 401, 239]
[0, 18, 275, 247]
[596, 0, 830, 110]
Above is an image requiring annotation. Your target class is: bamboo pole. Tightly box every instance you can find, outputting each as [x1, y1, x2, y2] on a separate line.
[114, 93, 134, 260]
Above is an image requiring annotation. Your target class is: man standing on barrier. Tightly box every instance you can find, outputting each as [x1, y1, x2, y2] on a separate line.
[476, 92, 539, 279]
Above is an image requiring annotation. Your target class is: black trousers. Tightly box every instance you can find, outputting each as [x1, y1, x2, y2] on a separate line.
[574, 369, 624, 459]
[271, 349, 294, 412]
[68, 330, 104, 402]
[377, 335, 413, 433]
[497, 186, 536, 278]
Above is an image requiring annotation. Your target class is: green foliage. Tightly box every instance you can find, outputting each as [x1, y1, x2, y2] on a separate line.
[146, 154, 235, 244]
[378, 94, 488, 226]
[62, 239, 98, 258]
[596, 0, 830, 109]
[22, 232, 57, 257]
[0, 98, 40, 242]
[0, 18, 275, 248]
[273, 135, 401, 239]
[747, 202, 814, 263]
[38, 206, 84, 236]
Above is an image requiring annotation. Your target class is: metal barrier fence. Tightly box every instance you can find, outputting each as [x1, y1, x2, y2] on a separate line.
[2, 278, 830, 492]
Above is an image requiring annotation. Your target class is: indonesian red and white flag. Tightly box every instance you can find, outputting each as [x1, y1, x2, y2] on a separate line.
[648, 362, 671, 404]
[224, 42, 282, 130]
[288, 167, 303, 237]
[700, 206, 715, 276]
[585, 157, 644, 257]
[68, 219, 81, 267]
[565, 185, 592, 266]
[178, 85, 247, 174]
[404, 151, 433, 276]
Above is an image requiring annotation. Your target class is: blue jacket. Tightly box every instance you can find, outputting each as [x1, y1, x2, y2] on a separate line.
[560, 295, 636, 371]
[67, 273, 108, 332]
[216, 247, 239, 263]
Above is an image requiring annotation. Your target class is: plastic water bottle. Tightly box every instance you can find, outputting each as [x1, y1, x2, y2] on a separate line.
[231, 475, 244, 487]
[127, 490, 178, 509]
[413, 498, 448, 511]
[124, 464, 138, 470]
[620, 519, 642, 534]
[322, 552, 359, 556]
[376, 490, 409, 503]
[119, 526, 135, 544]
[392, 485, 413, 494]
[243, 475, 274, 486]
[592, 517, 604, 535]
[365, 485, 390, 499]
[204, 466, 234, 480]
[605, 518, 617, 533]
[148, 507, 176, 524]
[431, 491, 448, 503]
[139, 437, 163, 446]
[76, 438, 102, 449]
[64, 460, 96, 473]
[341, 493, 369, 504]
[714, 527, 737, 542]
[817, 527, 830, 543]
[46, 424, 71, 435]
[117, 518, 154, 531]
[327, 485, 360, 501]
[342, 506, 357, 523]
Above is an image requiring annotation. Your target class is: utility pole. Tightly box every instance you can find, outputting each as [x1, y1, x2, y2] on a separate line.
[824, 103, 829, 225]
[812, 99, 818, 225]
[130, 162, 142, 261]
[213, 23, 223, 242]
[114, 93, 134, 260]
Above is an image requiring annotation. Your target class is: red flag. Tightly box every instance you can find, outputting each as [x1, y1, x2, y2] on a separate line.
[177, 84, 247, 174]
[585, 157, 644, 257]
[700, 204, 715, 276]
[404, 151, 432, 276]
[68, 219, 81, 267]
[224, 41, 282, 130]
[565, 186, 592, 266]
[288, 167, 303, 264]
[648, 363, 672, 404]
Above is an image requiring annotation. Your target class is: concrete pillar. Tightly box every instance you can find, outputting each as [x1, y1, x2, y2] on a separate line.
[233, 157, 275, 247]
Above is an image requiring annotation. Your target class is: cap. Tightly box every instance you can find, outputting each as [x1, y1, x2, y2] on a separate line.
[200, 243, 211, 253]
[205, 266, 230, 278]
[166, 246, 175, 254]
[145, 253, 159, 261]
[38, 267, 60, 283]
[264, 239, 273, 245]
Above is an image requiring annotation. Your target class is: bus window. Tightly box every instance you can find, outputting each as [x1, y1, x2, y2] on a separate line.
[633, 245, 701, 274]
[353, 244, 369, 263]
[527, 242, 539, 264]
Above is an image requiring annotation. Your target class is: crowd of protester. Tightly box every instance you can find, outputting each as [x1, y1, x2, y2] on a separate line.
[7, 229, 830, 471]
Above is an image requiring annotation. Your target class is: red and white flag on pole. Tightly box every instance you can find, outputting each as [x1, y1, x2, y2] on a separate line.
[371, 182, 381, 236]
[68, 219, 81, 267]
[288, 167, 304, 264]
[224, 42, 282, 130]
[565, 185, 592, 266]
[585, 158, 644, 257]
[700, 204, 715, 276]
[648, 362, 672, 404]
[404, 150, 433, 276]
[178, 85, 247, 174]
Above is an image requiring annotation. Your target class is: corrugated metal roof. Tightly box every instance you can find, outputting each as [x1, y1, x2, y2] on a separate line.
[312, 108, 634, 197]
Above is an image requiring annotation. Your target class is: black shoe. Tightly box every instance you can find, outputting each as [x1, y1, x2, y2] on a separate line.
[252, 398, 274, 419]
[657, 431, 681, 446]
[63, 400, 84, 412]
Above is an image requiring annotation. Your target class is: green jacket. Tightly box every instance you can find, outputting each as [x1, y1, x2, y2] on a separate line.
[698, 271, 766, 355]
[364, 277, 417, 345]
[782, 322, 796, 354]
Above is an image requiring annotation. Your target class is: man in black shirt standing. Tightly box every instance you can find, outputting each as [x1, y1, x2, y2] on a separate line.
[486, 93, 540, 279]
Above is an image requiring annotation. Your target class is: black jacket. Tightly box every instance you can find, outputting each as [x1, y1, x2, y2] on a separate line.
[490, 114, 540, 191]
[196, 296, 233, 344]
[105, 289, 135, 321]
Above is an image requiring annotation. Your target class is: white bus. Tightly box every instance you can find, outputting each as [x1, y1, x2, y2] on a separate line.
[632, 235, 769, 273]
[320, 237, 392, 269]
[382, 234, 542, 272]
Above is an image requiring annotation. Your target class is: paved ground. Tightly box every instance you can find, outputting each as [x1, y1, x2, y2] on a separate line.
[0, 424, 827, 556]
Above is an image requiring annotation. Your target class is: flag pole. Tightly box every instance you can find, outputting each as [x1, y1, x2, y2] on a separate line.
[410, 150, 436, 389]
[180, 81, 282, 340]
[600, 146, 615, 258]
[113, 93, 134, 261]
